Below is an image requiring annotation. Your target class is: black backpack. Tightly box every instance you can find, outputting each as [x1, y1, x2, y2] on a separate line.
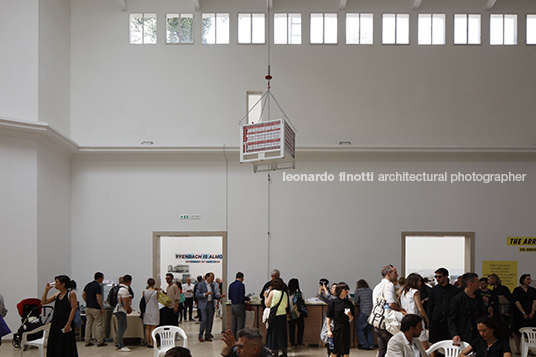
[106, 285, 121, 308]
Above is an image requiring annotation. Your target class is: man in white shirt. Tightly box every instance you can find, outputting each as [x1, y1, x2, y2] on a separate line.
[386, 314, 427, 357]
[114, 274, 133, 352]
[373, 265, 405, 357]
[183, 277, 195, 321]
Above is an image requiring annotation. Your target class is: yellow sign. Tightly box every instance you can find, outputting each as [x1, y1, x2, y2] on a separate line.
[519, 247, 536, 252]
[482, 261, 517, 292]
[507, 237, 536, 246]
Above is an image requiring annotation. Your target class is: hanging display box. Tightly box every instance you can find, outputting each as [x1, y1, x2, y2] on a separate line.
[240, 118, 295, 164]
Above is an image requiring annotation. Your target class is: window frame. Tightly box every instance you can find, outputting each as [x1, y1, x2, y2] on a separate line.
[526, 14, 536, 45]
[246, 91, 264, 124]
[401, 232, 475, 278]
[274, 13, 302, 45]
[490, 14, 518, 46]
[418, 13, 446, 45]
[238, 13, 266, 45]
[382, 13, 410, 45]
[310, 13, 338, 45]
[202, 13, 230, 45]
[453, 14, 481, 45]
[165, 13, 194, 45]
[346, 13, 374, 45]
[129, 13, 157, 45]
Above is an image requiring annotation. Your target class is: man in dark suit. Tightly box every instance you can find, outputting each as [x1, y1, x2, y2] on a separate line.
[448, 272, 487, 345]
[195, 272, 220, 342]
[427, 267, 460, 347]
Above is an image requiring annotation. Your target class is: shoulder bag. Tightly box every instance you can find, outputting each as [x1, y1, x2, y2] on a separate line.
[297, 295, 308, 318]
[178, 292, 186, 304]
[368, 282, 404, 335]
[262, 291, 284, 324]
[158, 291, 172, 307]
[67, 292, 82, 328]
[140, 290, 155, 319]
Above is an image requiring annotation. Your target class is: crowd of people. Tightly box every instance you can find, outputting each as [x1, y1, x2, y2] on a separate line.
[33, 271, 224, 355]
[1, 266, 534, 357]
[365, 265, 535, 357]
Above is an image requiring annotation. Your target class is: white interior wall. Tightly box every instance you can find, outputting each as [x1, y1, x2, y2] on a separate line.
[70, 0, 536, 147]
[38, 0, 71, 135]
[2, 0, 536, 331]
[70, 159, 229, 298]
[70, 158, 536, 303]
[0, 137, 38, 334]
[36, 143, 72, 293]
[0, 0, 39, 122]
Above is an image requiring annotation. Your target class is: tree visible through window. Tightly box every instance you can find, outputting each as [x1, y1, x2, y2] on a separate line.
[166, 13, 194, 44]
[130, 13, 157, 44]
[202, 13, 230, 44]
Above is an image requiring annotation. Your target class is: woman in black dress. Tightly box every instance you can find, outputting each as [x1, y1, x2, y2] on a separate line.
[512, 274, 536, 355]
[264, 278, 289, 357]
[459, 316, 511, 357]
[326, 282, 354, 357]
[41, 275, 78, 357]
[288, 278, 305, 348]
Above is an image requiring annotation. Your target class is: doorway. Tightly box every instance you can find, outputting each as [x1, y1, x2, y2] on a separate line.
[401, 232, 474, 281]
[152, 231, 228, 322]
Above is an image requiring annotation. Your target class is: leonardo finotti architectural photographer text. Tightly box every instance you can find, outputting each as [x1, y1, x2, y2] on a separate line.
[282, 171, 527, 184]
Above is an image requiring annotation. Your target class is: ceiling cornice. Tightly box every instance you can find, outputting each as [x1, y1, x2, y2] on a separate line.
[2, 117, 536, 163]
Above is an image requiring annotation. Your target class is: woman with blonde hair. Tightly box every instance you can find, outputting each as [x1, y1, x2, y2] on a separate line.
[143, 278, 161, 348]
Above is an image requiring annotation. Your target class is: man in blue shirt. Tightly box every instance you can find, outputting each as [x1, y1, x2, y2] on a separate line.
[228, 272, 250, 339]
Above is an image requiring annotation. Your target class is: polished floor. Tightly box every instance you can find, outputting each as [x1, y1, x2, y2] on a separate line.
[0, 317, 378, 357]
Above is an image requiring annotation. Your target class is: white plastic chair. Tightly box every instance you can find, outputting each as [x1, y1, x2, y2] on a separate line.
[152, 325, 188, 357]
[20, 323, 51, 357]
[520, 327, 536, 357]
[426, 340, 470, 357]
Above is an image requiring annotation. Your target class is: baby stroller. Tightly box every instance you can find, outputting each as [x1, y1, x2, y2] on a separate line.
[12, 298, 54, 349]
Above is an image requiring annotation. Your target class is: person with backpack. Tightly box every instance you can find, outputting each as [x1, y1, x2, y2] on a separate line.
[114, 274, 133, 352]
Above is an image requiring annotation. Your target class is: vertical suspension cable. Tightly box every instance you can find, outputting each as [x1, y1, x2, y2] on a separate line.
[265, 0, 272, 122]
[267, 171, 271, 274]
[265, 0, 271, 279]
